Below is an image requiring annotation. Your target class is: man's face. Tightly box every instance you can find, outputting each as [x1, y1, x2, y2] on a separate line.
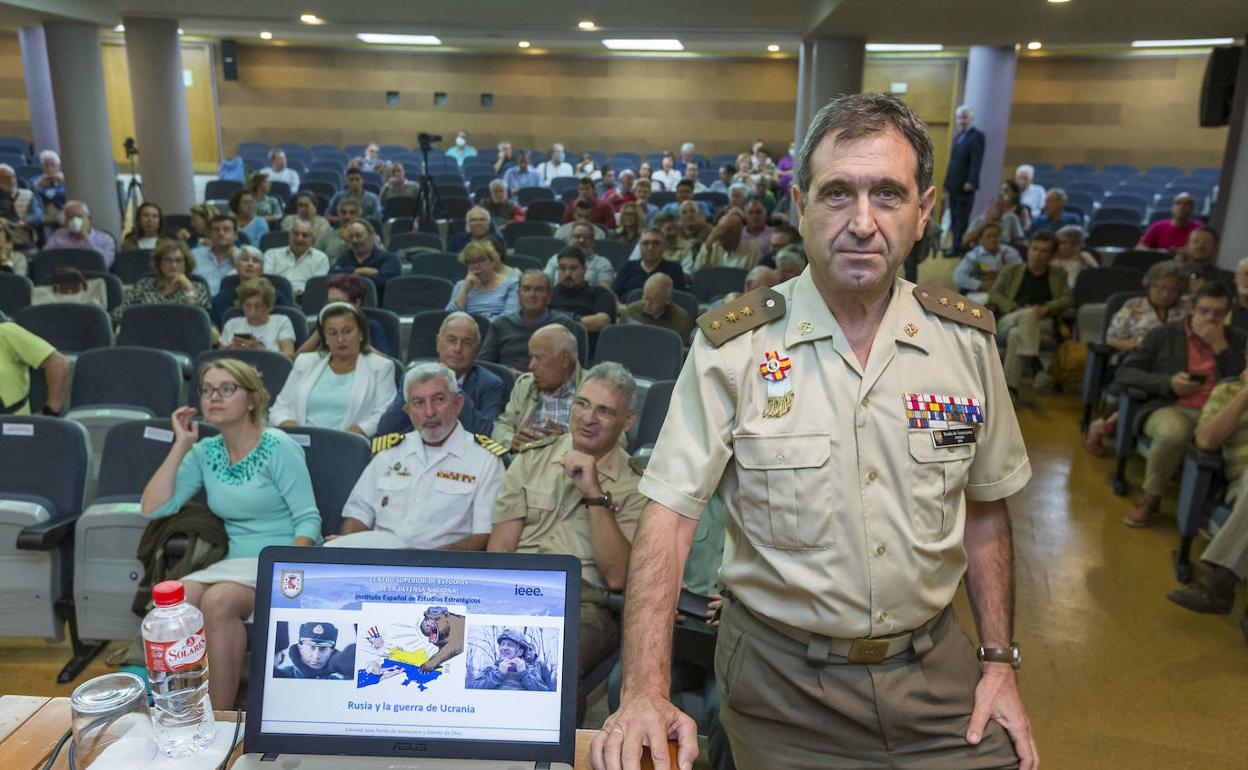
[346, 173, 363, 195]
[956, 110, 973, 131]
[770, 229, 793, 254]
[0, 167, 14, 194]
[602, 169, 615, 187]
[517, 155, 529, 171]
[641, 281, 670, 317]
[1043, 192, 1063, 216]
[210, 220, 236, 250]
[619, 174, 634, 193]
[298, 641, 334, 670]
[271, 151, 287, 171]
[389, 164, 406, 184]
[570, 225, 594, 256]
[466, 210, 490, 237]
[1014, 169, 1032, 189]
[980, 227, 1002, 254]
[1186, 230, 1217, 264]
[719, 166, 733, 183]
[676, 184, 692, 202]
[678, 201, 700, 226]
[793, 127, 934, 295]
[683, 164, 699, 181]
[1172, 194, 1194, 221]
[338, 202, 360, 222]
[639, 232, 664, 265]
[778, 259, 803, 282]
[1191, 296, 1230, 332]
[661, 220, 678, 244]
[297, 196, 316, 219]
[578, 181, 595, 201]
[557, 256, 586, 288]
[518, 273, 551, 315]
[634, 185, 651, 205]
[403, 377, 463, 444]
[490, 183, 507, 203]
[528, 336, 574, 390]
[289, 223, 313, 254]
[570, 379, 634, 457]
[1027, 239, 1056, 272]
[746, 202, 766, 229]
[729, 187, 747, 209]
[719, 214, 743, 251]
[498, 639, 522, 660]
[436, 318, 479, 375]
[347, 223, 372, 252]
[366, 145, 380, 160]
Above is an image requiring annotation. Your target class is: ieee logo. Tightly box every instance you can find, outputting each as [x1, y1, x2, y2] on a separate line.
[280, 569, 304, 599]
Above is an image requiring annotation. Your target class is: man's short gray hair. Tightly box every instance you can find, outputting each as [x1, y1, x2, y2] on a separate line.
[680, 142, 695, 154]
[582, 361, 637, 412]
[0, 163, 13, 176]
[1056, 225, 1084, 245]
[38, 149, 61, 165]
[775, 244, 808, 269]
[66, 199, 90, 217]
[570, 220, 596, 237]
[729, 182, 750, 196]
[520, 269, 551, 289]
[489, 178, 506, 191]
[535, 322, 578, 362]
[439, 310, 480, 340]
[795, 93, 934, 195]
[403, 361, 458, 400]
[619, 169, 636, 181]
[1015, 164, 1035, 178]
[956, 104, 973, 117]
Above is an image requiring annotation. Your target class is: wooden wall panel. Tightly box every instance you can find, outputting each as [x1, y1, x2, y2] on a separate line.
[0, 33, 31, 141]
[863, 59, 962, 196]
[1006, 54, 1229, 171]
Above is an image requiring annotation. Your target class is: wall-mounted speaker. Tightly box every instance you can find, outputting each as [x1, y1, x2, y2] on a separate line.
[1199, 46, 1242, 127]
[221, 39, 238, 81]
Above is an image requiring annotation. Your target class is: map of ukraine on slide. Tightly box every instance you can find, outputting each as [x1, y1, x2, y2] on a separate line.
[357, 648, 443, 691]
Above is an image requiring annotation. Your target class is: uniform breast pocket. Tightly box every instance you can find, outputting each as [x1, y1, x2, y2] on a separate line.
[434, 477, 474, 496]
[522, 489, 559, 524]
[733, 434, 834, 550]
[377, 472, 413, 492]
[907, 431, 975, 543]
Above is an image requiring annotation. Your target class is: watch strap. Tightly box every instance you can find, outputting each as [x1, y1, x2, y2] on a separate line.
[977, 643, 1020, 667]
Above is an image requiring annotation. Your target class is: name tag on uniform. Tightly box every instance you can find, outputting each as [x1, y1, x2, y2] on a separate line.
[436, 470, 476, 484]
[932, 427, 977, 448]
[904, 393, 984, 428]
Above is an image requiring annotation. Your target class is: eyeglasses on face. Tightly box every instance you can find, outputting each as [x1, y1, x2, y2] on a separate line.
[199, 382, 241, 399]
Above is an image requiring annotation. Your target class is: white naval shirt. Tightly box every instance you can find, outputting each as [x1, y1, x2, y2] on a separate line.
[341, 425, 503, 549]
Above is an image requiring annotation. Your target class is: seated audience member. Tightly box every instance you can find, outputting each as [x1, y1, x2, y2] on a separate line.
[562, 177, 616, 229]
[488, 362, 643, 714]
[447, 240, 519, 320]
[142, 358, 321, 706]
[953, 222, 1023, 299]
[356, 143, 386, 174]
[1232, 259, 1248, 330]
[612, 227, 686, 300]
[220, 277, 296, 358]
[316, 198, 362, 262]
[493, 141, 514, 175]
[376, 313, 505, 436]
[327, 167, 382, 222]
[774, 245, 807, 283]
[733, 153, 753, 184]
[479, 271, 579, 372]
[612, 203, 644, 250]
[246, 172, 284, 221]
[333, 362, 503, 551]
[30, 266, 106, 310]
[694, 211, 760, 271]
[482, 179, 518, 223]
[262, 219, 329, 298]
[682, 162, 708, 193]
[1026, 189, 1081, 237]
[637, 160, 654, 184]
[329, 218, 400, 295]
[537, 144, 574, 186]
[271, 302, 397, 435]
[1138, 192, 1202, 251]
[0, 221, 29, 275]
[183, 204, 212, 249]
[550, 247, 616, 335]
[1166, 367, 1248, 633]
[114, 240, 212, 325]
[577, 153, 601, 181]
[1052, 225, 1099, 288]
[122, 202, 163, 250]
[750, 176, 777, 215]
[744, 265, 779, 292]
[677, 201, 712, 247]
[652, 213, 696, 276]
[652, 151, 682, 192]
[740, 199, 774, 261]
[727, 182, 749, 212]
[0, 163, 42, 247]
[491, 324, 582, 450]
[962, 194, 1025, 250]
[281, 192, 332, 242]
[1177, 226, 1229, 287]
[631, 179, 658, 222]
[210, 245, 293, 325]
[380, 161, 418, 203]
[297, 274, 393, 357]
[261, 148, 300, 190]
[620, 273, 691, 341]
[1014, 164, 1045, 219]
[503, 151, 543, 194]
[544, 222, 615, 289]
[987, 231, 1073, 398]
[678, 142, 701, 171]
[30, 150, 65, 227]
[447, 206, 506, 255]
[554, 201, 607, 242]
[44, 200, 115, 267]
[658, 179, 711, 220]
[192, 214, 240, 296]
[1115, 282, 1247, 526]
[229, 188, 270, 247]
[710, 163, 735, 193]
[0, 309, 68, 415]
[445, 130, 478, 167]
[605, 169, 636, 211]
[1000, 179, 1031, 233]
[597, 166, 617, 198]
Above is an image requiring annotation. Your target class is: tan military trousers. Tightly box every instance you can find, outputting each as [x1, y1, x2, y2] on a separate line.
[1206, 470, 1248, 578]
[716, 599, 1019, 769]
[576, 602, 619, 724]
[1142, 405, 1201, 498]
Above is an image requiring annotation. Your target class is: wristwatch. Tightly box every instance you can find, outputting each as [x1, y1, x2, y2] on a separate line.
[581, 492, 618, 513]
[976, 643, 1021, 669]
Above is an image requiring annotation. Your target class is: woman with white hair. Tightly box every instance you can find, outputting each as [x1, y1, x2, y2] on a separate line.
[31, 149, 66, 226]
[1052, 225, 1099, 288]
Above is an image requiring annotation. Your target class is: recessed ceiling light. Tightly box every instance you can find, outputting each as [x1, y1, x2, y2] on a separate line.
[1047, 0, 1070, 3]
[299, 13, 325, 25]
[114, 24, 125, 32]
[602, 39, 684, 51]
[767, 44, 780, 52]
[1131, 37, 1234, 48]
[177, 28, 184, 35]
[260, 31, 273, 40]
[517, 41, 531, 48]
[577, 20, 597, 30]
[357, 33, 442, 46]
[1027, 41, 1043, 50]
[865, 43, 944, 52]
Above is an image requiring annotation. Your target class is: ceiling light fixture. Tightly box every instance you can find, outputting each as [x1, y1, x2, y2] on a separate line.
[299, 13, 325, 25]
[1027, 41, 1043, 50]
[114, 24, 125, 32]
[578, 20, 597, 30]
[260, 31, 273, 40]
[865, 43, 944, 52]
[357, 33, 442, 45]
[518, 41, 531, 48]
[177, 28, 184, 35]
[601, 39, 684, 51]
[767, 44, 780, 52]
[1131, 37, 1234, 48]
[1047, 0, 1070, 4]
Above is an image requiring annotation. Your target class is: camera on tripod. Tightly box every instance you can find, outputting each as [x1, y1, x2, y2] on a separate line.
[417, 132, 442, 151]
[123, 137, 139, 158]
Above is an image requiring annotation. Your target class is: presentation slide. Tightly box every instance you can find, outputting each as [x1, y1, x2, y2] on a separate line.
[260, 562, 567, 743]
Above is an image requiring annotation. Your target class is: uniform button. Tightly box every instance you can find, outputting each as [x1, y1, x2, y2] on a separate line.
[877, 611, 888, 622]
[876, 545, 886, 556]
[776, 454, 784, 464]
[862, 397, 870, 408]
[867, 471, 877, 482]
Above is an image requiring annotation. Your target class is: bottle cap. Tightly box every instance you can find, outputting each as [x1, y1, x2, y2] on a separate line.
[152, 580, 185, 607]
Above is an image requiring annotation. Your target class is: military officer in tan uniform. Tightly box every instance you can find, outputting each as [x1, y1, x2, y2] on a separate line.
[488, 361, 646, 720]
[592, 93, 1038, 770]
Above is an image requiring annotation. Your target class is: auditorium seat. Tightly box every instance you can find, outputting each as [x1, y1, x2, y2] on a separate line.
[1090, 207, 1144, 227]
[1111, 250, 1171, 274]
[594, 239, 633, 270]
[112, 249, 153, 284]
[405, 309, 491, 362]
[550, 177, 579, 196]
[629, 379, 676, 460]
[259, 230, 289, 251]
[691, 267, 748, 303]
[30, 249, 107, 284]
[190, 349, 293, 407]
[278, 427, 372, 537]
[116, 305, 214, 370]
[1086, 222, 1144, 250]
[1103, 194, 1151, 215]
[15, 303, 111, 353]
[204, 179, 243, 203]
[301, 274, 377, 314]
[1079, 290, 1144, 432]
[300, 180, 338, 199]
[513, 235, 565, 259]
[220, 306, 308, 347]
[409, 252, 467, 282]
[382, 196, 418, 221]
[1102, 163, 1138, 177]
[525, 200, 566, 224]
[438, 197, 473, 219]
[516, 187, 555, 207]
[0, 272, 33, 314]
[507, 254, 544, 272]
[594, 324, 684, 382]
[389, 230, 443, 254]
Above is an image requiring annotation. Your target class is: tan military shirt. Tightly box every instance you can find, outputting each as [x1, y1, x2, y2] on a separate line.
[638, 272, 1031, 639]
[494, 433, 647, 590]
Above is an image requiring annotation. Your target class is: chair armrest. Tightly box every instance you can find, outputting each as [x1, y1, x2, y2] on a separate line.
[1087, 342, 1114, 357]
[1176, 445, 1225, 536]
[17, 515, 79, 551]
[606, 590, 625, 614]
[1114, 388, 1152, 456]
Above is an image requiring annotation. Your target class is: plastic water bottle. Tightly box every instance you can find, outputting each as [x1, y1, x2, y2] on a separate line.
[141, 580, 216, 757]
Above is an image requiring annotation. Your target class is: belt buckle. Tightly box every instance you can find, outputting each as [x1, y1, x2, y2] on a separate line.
[847, 638, 890, 664]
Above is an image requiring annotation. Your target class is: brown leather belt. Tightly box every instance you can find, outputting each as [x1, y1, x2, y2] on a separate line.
[741, 602, 949, 665]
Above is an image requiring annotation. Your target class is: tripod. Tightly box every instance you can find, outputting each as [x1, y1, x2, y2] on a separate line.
[121, 139, 143, 232]
[413, 135, 445, 229]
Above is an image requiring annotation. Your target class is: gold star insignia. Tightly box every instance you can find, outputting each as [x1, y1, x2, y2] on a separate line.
[740, 306, 753, 317]
[726, 312, 738, 323]
[799, 320, 813, 335]
[939, 297, 949, 306]
[955, 301, 966, 312]
[903, 322, 918, 337]
[971, 308, 982, 318]
[710, 320, 721, 331]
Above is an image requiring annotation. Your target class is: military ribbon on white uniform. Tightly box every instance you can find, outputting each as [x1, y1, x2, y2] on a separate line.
[760, 351, 794, 418]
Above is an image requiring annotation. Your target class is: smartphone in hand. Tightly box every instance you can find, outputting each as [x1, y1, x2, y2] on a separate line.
[677, 589, 712, 620]
[1188, 372, 1208, 384]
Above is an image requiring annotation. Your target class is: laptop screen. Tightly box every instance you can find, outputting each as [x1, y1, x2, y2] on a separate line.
[258, 558, 569, 745]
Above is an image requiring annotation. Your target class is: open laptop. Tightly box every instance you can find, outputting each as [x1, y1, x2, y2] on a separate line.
[236, 546, 581, 769]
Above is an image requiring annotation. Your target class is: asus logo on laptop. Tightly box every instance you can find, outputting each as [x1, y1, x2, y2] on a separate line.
[392, 742, 430, 753]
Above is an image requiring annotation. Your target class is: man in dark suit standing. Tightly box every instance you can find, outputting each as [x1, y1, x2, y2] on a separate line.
[944, 105, 985, 255]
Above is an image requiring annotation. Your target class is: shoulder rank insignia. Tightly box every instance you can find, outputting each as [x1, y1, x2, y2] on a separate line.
[517, 433, 561, 453]
[475, 434, 507, 457]
[628, 456, 647, 476]
[696, 287, 786, 348]
[370, 432, 406, 455]
[913, 282, 995, 334]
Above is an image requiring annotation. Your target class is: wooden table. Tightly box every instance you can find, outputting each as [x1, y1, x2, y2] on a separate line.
[0, 695, 672, 769]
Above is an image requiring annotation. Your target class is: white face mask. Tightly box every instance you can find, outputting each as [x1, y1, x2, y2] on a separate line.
[455, 136, 466, 147]
[68, 216, 86, 234]
[1238, 283, 1248, 296]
